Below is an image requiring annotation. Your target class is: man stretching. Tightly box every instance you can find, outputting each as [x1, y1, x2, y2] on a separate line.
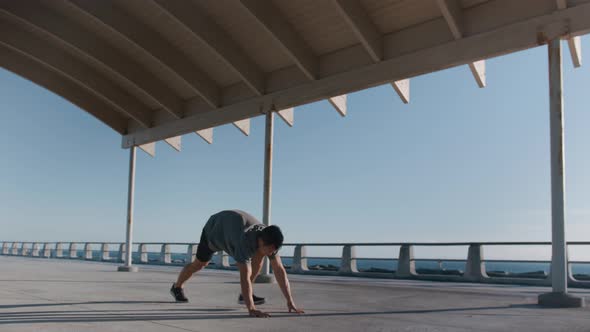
[170, 210, 304, 318]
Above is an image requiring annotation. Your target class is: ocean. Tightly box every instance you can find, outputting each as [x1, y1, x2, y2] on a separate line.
[72, 250, 590, 278]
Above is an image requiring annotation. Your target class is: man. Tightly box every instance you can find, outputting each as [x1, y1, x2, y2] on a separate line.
[170, 210, 304, 318]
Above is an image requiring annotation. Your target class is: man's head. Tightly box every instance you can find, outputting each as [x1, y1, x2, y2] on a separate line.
[257, 225, 284, 256]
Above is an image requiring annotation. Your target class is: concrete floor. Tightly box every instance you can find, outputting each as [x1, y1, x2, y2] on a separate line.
[1, 256, 590, 332]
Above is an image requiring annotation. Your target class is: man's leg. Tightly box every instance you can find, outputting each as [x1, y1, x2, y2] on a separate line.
[176, 259, 209, 288]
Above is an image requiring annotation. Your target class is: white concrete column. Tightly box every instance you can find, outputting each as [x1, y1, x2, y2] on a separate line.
[1, 242, 9, 255]
[42, 243, 51, 258]
[101, 243, 110, 261]
[160, 244, 171, 264]
[54, 243, 63, 258]
[396, 245, 416, 278]
[213, 251, 230, 269]
[84, 243, 93, 260]
[69, 243, 78, 259]
[465, 244, 488, 281]
[11, 242, 18, 255]
[538, 39, 584, 308]
[31, 243, 40, 257]
[256, 111, 275, 283]
[21, 243, 29, 256]
[139, 243, 148, 263]
[292, 245, 309, 273]
[339, 245, 359, 275]
[186, 244, 197, 264]
[118, 243, 126, 262]
[118, 146, 138, 272]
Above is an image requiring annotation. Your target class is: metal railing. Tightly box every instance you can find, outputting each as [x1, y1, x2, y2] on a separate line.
[2, 241, 590, 288]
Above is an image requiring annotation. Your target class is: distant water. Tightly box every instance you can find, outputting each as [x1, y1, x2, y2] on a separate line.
[58, 250, 590, 277]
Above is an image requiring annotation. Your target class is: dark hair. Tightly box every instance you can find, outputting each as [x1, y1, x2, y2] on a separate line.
[259, 225, 284, 250]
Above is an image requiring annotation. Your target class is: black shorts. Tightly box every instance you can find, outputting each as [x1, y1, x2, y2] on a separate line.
[195, 229, 215, 263]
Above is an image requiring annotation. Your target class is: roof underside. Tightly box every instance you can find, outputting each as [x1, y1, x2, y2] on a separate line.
[0, 0, 588, 150]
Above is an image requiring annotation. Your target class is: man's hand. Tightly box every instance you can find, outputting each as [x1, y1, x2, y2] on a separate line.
[249, 309, 271, 318]
[288, 301, 304, 314]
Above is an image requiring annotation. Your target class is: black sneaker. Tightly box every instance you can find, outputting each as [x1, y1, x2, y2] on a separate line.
[238, 294, 265, 305]
[170, 283, 189, 303]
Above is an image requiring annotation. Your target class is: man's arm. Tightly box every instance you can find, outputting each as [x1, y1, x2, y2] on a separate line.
[270, 255, 304, 314]
[237, 262, 270, 318]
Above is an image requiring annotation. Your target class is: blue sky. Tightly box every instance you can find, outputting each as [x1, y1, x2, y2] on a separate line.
[0, 38, 589, 260]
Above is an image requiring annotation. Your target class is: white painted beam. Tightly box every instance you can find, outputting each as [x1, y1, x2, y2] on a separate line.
[164, 136, 181, 152]
[68, 0, 221, 108]
[196, 128, 214, 144]
[153, 0, 264, 96]
[232, 119, 250, 136]
[468, 60, 486, 88]
[277, 107, 294, 127]
[239, 0, 318, 80]
[329, 95, 347, 117]
[556, 0, 582, 68]
[333, 0, 410, 104]
[139, 142, 156, 157]
[436, 0, 486, 87]
[391, 79, 410, 104]
[122, 2, 590, 147]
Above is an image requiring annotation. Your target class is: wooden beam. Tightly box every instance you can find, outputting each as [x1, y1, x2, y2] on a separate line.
[68, 0, 221, 108]
[0, 20, 153, 127]
[332, 0, 382, 62]
[239, 0, 318, 80]
[437, 0, 486, 87]
[122, 1, 590, 147]
[153, 0, 265, 96]
[333, 0, 410, 103]
[0, 45, 128, 134]
[0, 1, 185, 118]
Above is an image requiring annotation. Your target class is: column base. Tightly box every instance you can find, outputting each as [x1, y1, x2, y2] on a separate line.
[254, 273, 275, 284]
[117, 265, 139, 272]
[538, 292, 585, 308]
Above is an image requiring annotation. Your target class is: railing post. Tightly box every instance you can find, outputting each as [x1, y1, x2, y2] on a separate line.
[21, 243, 28, 256]
[1, 242, 8, 255]
[465, 244, 488, 281]
[186, 244, 197, 264]
[101, 243, 110, 261]
[396, 245, 416, 278]
[118, 243, 127, 263]
[84, 243, 93, 260]
[339, 245, 358, 275]
[55, 243, 63, 258]
[11, 242, 19, 255]
[69, 243, 78, 259]
[292, 245, 309, 273]
[213, 251, 230, 269]
[31, 243, 40, 257]
[139, 244, 148, 263]
[160, 244, 171, 264]
[42, 243, 52, 258]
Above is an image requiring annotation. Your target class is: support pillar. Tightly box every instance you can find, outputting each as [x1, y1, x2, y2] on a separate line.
[465, 244, 488, 281]
[396, 245, 416, 278]
[292, 245, 309, 273]
[339, 245, 359, 275]
[256, 111, 275, 284]
[538, 39, 584, 308]
[118, 146, 138, 272]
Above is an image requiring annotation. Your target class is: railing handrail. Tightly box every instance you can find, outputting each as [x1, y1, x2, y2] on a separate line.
[5, 241, 590, 246]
